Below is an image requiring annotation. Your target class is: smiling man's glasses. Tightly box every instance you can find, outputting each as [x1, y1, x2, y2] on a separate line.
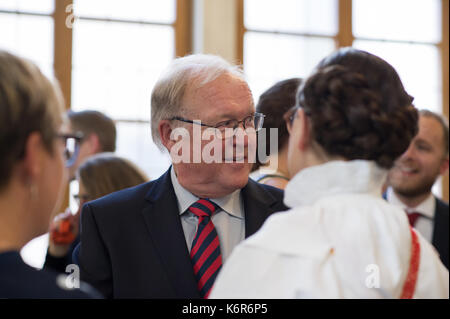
[170, 112, 265, 139]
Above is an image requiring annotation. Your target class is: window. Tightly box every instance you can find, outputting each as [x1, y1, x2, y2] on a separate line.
[71, 0, 176, 180]
[1, 0, 190, 269]
[241, 0, 448, 202]
[242, 0, 446, 115]
[243, 0, 338, 101]
[352, 0, 442, 113]
[0, 0, 54, 78]
[351, 0, 445, 196]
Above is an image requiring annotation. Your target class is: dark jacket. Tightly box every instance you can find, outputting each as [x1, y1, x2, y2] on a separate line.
[432, 197, 449, 269]
[0, 250, 100, 298]
[76, 168, 288, 298]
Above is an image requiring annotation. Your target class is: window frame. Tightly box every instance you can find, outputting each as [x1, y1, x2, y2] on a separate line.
[237, 0, 449, 201]
[53, 0, 191, 209]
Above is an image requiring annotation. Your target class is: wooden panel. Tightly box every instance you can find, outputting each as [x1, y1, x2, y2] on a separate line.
[236, 0, 244, 65]
[442, 0, 449, 202]
[53, 0, 73, 212]
[336, 0, 353, 48]
[53, 0, 73, 110]
[175, 0, 193, 57]
[202, 0, 239, 62]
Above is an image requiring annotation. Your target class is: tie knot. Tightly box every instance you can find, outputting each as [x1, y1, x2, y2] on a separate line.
[406, 211, 422, 227]
[188, 199, 218, 218]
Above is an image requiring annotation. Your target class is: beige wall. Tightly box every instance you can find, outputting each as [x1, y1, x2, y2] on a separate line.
[193, 0, 239, 64]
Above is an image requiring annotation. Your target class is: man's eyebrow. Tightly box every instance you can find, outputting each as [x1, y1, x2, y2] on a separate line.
[215, 111, 255, 121]
[414, 138, 433, 147]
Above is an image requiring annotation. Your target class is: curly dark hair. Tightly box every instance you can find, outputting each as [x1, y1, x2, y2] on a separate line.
[297, 48, 418, 168]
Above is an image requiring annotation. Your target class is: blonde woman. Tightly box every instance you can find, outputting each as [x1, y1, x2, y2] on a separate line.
[45, 153, 149, 272]
[0, 50, 98, 298]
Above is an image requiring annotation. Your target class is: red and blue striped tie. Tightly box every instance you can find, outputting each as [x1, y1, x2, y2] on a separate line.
[189, 198, 222, 298]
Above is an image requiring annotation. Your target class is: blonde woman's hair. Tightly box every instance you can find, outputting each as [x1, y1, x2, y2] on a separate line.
[0, 50, 65, 191]
[77, 153, 149, 200]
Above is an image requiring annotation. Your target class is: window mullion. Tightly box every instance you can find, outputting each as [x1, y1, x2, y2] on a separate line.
[337, 0, 353, 48]
[441, 0, 449, 201]
[53, 0, 73, 111]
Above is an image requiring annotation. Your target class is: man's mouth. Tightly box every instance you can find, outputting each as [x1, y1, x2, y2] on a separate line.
[224, 156, 246, 162]
[395, 165, 419, 176]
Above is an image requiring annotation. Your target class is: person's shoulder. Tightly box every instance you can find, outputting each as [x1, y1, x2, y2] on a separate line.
[435, 196, 449, 212]
[260, 177, 289, 190]
[81, 171, 172, 223]
[81, 181, 155, 226]
[244, 179, 287, 214]
[0, 251, 99, 299]
[246, 178, 284, 198]
[434, 197, 450, 230]
[88, 180, 153, 209]
[87, 169, 171, 211]
[243, 206, 331, 257]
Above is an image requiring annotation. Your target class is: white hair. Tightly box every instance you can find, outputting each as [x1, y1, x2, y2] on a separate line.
[150, 54, 245, 151]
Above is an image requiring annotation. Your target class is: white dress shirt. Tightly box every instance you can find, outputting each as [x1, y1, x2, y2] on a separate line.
[211, 160, 449, 299]
[386, 188, 435, 243]
[170, 167, 245, 262]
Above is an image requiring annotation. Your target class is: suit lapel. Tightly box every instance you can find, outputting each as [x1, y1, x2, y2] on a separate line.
[432, 197, 448, 248]
[140, 168, 200, 298]
[242, 179, 280, 237]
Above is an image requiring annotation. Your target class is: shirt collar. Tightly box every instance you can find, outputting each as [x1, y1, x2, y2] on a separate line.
[170, 167, 244, 219]
[284, 160, 387, 207]
[387, 187, 435, 219]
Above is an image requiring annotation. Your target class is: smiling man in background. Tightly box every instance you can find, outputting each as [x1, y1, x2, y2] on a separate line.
[387, 109, 449, 269]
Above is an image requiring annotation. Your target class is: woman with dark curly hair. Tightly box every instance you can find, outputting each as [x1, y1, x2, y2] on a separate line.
[211, 48, 448, 298]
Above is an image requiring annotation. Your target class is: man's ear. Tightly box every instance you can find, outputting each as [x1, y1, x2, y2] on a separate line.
[86, 133, 101, 153]
[159, 120, 175, 151]
[297, 109, 310, 151]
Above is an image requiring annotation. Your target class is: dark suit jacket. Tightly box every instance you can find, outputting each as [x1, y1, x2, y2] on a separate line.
[383, 192, 449, 269]
[77, 168, 288, 298]
[432, 197, 449, 269]
[0, 250, 100, 298]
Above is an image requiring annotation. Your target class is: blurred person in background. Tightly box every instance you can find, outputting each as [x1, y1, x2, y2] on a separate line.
[44, 109, 117, 273]
[386, 109, 449, 269]
[65, 110, 117, 181]
[251, 78, 302, 189]
[0, 50, 98, 298]
[46, 153, 149, 273]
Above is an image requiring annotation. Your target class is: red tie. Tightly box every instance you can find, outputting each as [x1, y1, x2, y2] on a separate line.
[407, 211, 422, 227]
[189, 199, 222, 298]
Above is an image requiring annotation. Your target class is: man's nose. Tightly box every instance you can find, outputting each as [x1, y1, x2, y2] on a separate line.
[399, 143, 416, 160]
[233, 127, 251, 147]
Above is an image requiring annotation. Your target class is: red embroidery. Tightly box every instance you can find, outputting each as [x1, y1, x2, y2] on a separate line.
[400, 227, 421, 299]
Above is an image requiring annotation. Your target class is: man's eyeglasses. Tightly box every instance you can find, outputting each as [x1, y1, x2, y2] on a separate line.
[170, 113, 265, 139]
[56, 132, 83, 168]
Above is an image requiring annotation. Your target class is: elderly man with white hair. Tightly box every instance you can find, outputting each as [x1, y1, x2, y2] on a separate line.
[75, 54, 288, 298]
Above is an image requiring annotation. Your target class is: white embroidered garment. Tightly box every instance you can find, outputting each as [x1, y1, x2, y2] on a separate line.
[210, 160, 449, 299]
